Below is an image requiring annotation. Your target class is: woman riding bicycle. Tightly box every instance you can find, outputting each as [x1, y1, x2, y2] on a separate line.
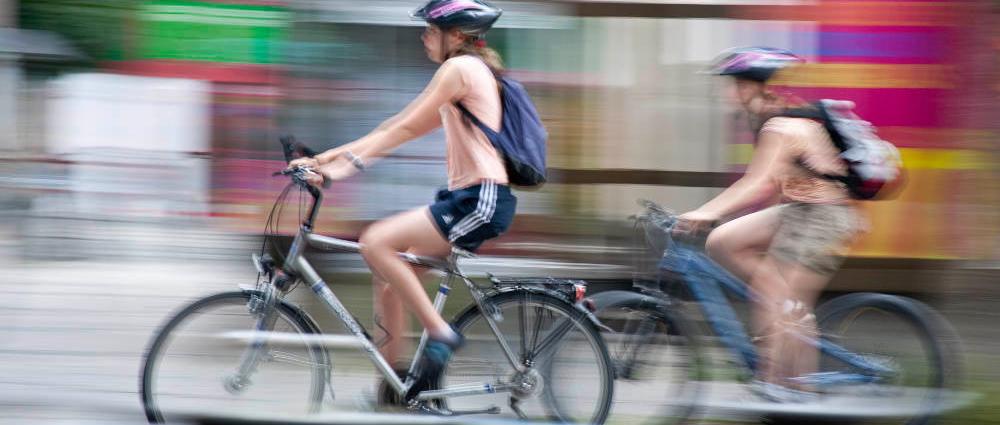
[288, 0, 514, 400]
[676, 47, 864, 402]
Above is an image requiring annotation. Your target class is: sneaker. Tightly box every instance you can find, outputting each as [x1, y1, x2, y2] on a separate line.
[405, 330, 465, 402]
[750, 380, 819, 404]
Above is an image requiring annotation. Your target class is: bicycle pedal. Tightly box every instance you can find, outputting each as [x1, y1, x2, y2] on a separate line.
[444, 406, 501, 416]
[406, 401, 445, 415]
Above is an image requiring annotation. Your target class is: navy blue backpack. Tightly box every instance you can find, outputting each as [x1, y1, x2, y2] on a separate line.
[456, 76, 548, 187]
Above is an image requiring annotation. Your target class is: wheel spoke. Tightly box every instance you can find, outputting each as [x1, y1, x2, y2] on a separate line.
[519, 293, 528, 364]
[528, 305, 545, 361]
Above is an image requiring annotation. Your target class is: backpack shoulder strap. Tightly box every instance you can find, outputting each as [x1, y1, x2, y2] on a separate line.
[454, 63, 503, 137]
[454, 101, 483, 126]
[455, 101, 500, 139]
[783, 103, 850, 182]
[781, 104, 825, 120]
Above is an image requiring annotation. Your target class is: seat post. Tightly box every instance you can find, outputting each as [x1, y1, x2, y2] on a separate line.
[447, 248, 461, 269]
[447, 246, 476, 273]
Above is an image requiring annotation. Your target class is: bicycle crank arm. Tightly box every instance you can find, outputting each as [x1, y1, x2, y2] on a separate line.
[510, 397, 529, 420]
[442, 406, 502, 416]
[416, 382, 515, 401]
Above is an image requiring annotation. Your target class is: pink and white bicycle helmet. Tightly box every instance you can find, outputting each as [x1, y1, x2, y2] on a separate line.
[705, 47, 803, 82]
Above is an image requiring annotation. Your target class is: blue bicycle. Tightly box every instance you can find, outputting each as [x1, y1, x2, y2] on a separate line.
[592, 199, 962, 425]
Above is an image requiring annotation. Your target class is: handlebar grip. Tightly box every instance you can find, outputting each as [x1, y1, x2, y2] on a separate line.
[280, 135, 296, 163]
[278, 135, 320, 162]
[298, 145, 320, 158]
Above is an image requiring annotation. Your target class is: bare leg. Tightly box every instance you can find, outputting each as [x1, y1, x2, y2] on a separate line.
[360, 207, 454, 346]
[374, 274, 408, 366]
[768, 204, 856, 388]
[745, 255, 795, 383]
[773, 262, 830, 388]
[705, 207, 781, 283]
[709, 204, 852, 390]
[705, 207, 788, 381]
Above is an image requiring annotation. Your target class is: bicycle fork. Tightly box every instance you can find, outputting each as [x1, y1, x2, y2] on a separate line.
[226, 286, 282, 394]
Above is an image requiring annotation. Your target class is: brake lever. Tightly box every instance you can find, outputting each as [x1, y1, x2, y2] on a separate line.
[273, 166, 331, 189]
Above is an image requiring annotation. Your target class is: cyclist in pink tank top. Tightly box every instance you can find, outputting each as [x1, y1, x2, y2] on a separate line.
[676, 47, 863, 402]
[288, 0, 516, 399]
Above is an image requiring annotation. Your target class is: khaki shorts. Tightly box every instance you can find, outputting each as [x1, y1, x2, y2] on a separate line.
[769, 202, 861, 275]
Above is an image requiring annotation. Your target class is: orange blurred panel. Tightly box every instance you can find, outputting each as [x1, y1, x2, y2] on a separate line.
[771, 64, 953, 89]
[851, 169, 960, 258]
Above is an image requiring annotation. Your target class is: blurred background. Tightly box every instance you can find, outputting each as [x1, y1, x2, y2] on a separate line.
[0, 0, 997, 424]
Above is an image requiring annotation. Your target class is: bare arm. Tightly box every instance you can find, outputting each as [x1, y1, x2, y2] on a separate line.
[694, 130, 785, 218]
[314, 105, 414, 164]
[315, 61, 462, 166]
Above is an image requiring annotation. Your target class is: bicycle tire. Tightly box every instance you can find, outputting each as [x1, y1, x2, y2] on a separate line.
[591, 290, 704, 425]
[140, 290, 329, 423]
[813, 292, 961, 425]
[444, 289, 614, 424]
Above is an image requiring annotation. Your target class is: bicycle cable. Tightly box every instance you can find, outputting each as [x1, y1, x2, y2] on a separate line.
[255, 182, 296, 290]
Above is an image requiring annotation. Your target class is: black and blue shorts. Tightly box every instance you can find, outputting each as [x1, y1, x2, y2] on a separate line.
[428, 180, 517, 252]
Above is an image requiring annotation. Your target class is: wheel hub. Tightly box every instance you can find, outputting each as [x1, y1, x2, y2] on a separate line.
[223, 374, 251, 395]
[510, 368, 544, 399]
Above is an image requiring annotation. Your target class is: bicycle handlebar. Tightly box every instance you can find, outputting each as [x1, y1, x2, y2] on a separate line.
[633, 199, 711, 251]
[635, 199, 679, 231]
[274, 135, 325, 227]
[280, 135, 319, 163]
[276, 134, 329, 191]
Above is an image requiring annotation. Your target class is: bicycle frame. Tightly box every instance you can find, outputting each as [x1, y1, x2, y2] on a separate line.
[659, 234, 894, 384]
[253, 183, 530, 403]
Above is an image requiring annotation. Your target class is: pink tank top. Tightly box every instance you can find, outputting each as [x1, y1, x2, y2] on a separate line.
[759, 117, 852, 204]
[439, 55, 508, 190]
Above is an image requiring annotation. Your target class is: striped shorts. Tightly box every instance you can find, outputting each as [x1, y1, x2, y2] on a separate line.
[428, 180, 517, 252]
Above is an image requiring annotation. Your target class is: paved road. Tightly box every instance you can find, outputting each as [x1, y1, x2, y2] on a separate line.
[0, 255, 992, 425]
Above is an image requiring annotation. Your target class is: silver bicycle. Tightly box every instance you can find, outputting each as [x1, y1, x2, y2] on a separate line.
[139, 137, 614, 424]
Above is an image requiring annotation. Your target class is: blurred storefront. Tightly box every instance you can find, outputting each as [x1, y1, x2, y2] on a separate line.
[12, 0, 999, 273]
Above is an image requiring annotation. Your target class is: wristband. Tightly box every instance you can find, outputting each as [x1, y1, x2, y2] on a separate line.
[345, 151, 366, 171]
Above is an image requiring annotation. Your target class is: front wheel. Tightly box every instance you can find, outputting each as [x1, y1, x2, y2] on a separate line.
[591, 290, 703, 425]
[813, 292, 961, 425]
[443, 289, 614, 424]
[140, 291, 329, 423]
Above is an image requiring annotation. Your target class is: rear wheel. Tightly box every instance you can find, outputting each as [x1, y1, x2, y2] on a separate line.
[813, 293, 961, 425]
[444, 290, 614, 424]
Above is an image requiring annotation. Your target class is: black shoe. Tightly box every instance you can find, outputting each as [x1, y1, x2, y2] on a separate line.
[405, 330, 465, 402]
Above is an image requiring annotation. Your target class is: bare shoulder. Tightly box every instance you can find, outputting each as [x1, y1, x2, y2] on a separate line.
[760, 116, 808, 134]
[759, 116, 825, 143]
[442, 55, 481, 73]
[445, 55, 494, 78]
[427, 58, 470, 93]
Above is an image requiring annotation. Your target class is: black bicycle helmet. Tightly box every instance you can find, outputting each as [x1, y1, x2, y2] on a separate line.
[411, 0, 502, 36]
